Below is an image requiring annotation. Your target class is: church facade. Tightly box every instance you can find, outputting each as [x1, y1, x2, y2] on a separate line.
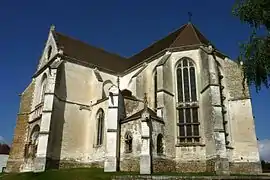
[6, 23, 262, 174]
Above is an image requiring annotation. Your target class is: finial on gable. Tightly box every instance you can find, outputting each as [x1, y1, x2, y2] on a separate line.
[50, 24, 55, 31]
[188, 12, 192, 23]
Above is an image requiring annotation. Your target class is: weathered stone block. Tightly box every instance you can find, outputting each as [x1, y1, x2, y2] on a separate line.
[6, 81, 35, 172]
[229, 162, 262, 174]
[152, 158, 176, 172]
[175, 160, 206, 173]
[120, 157, 139, 172]
[140, 155, 151, 174]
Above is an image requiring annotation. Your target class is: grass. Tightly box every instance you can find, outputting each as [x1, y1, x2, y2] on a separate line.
[1, 168, 269, 180]
[0, 168, 138, 180]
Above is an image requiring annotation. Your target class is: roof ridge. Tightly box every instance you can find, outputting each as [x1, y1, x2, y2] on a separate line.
[189, 23, 204, 45]
[191, 24, 212, 46]
[168, 24, 189, 49]
[128, 25, 186, 59]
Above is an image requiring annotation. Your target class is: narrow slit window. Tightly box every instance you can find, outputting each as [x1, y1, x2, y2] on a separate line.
[125, 132, 133, 153]
[157, 134, 164, 154]
[96, 109, 104, 146]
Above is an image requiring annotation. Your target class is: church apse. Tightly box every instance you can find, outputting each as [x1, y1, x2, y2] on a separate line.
[8, 23, 262, 175]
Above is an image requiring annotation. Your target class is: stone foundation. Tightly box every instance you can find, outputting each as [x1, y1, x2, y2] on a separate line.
[152, 158, 176, 172]
[120, 157, 139, 172]
[206, 158, 230, 175]
[59, 160, 103, 169]
[229, 162, 262, 174]
[176, 160, 207, 173]
[5, 160, 23, 172]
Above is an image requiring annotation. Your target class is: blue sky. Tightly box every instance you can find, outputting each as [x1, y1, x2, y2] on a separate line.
[0, 0, 270, 160]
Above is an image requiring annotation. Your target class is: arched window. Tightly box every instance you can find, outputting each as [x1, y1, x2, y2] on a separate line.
[157, 134, 164, 154]
[154, 71, 158, 111]
[47, 46, 52, 60]
[29, 125, 40, 158]
[96, 109, 104, 146]
[40, 74, 47, 102]
[125, 132, 132, 153]
[176, 58, 200, 143]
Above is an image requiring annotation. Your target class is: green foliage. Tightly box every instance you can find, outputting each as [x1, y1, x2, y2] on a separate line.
[233, 0, 270, 91]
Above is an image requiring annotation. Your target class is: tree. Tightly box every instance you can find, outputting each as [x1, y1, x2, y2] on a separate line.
[233, 0, 270, 91]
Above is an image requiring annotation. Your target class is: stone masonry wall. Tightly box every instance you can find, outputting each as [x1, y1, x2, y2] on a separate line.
[6, 81, 35, 172]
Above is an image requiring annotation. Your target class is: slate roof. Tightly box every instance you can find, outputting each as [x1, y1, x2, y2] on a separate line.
[53, 32, 132, 73]
[123, 107, 162, 122]
[0, 144, 10, 155]
[52, 23, 211, 74]
[129, 23, 211, 65]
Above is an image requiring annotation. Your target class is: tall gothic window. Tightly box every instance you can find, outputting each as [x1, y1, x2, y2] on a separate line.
[28, 125, 40, 159]
[125, 132, 132, 153]
[154, 71, 158, 111]
[176, 58, 200, 143]
[96, 109, 104, 146]
[40, 74, 47, 102]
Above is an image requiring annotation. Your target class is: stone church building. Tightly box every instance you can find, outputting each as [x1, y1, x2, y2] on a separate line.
[6, 22, 262, 174]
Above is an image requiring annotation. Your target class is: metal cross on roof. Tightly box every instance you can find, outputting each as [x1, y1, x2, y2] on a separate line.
[188, 12, 192, 22]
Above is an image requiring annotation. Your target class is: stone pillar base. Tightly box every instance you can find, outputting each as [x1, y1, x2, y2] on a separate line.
[5, 159, 24, 173]
[140, 155, 151, 175]
[34, 157, 46, 172]
[104, 157, 117, 172]
[206, 157, 230, 175]
[229, 162, 262, 174]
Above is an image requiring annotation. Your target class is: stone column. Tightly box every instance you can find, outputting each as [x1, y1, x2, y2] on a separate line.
[206, 47, 229, 175]
[156, 66, 164, 118]
[140, 97, 151, 175]
[104, 86, 120, 172]
[34, 68, 57, 172]
[155, 56, 175, 161]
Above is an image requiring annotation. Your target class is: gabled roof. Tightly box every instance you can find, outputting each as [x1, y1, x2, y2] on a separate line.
[52, 31, 132, 73]
[50, 23, 212, 74]
[122, 107, 164, 124]
[129, 23, 211, 64]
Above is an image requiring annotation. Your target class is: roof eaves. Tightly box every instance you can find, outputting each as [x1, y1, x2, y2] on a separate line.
[62, 55, 121, 75]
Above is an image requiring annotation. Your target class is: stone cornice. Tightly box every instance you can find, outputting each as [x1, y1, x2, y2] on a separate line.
[32, 53, 62, 78]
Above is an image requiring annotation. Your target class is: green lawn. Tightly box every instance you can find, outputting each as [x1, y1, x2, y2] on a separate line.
[0, 168, 138, 180]
[1, 168, 269, 180]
